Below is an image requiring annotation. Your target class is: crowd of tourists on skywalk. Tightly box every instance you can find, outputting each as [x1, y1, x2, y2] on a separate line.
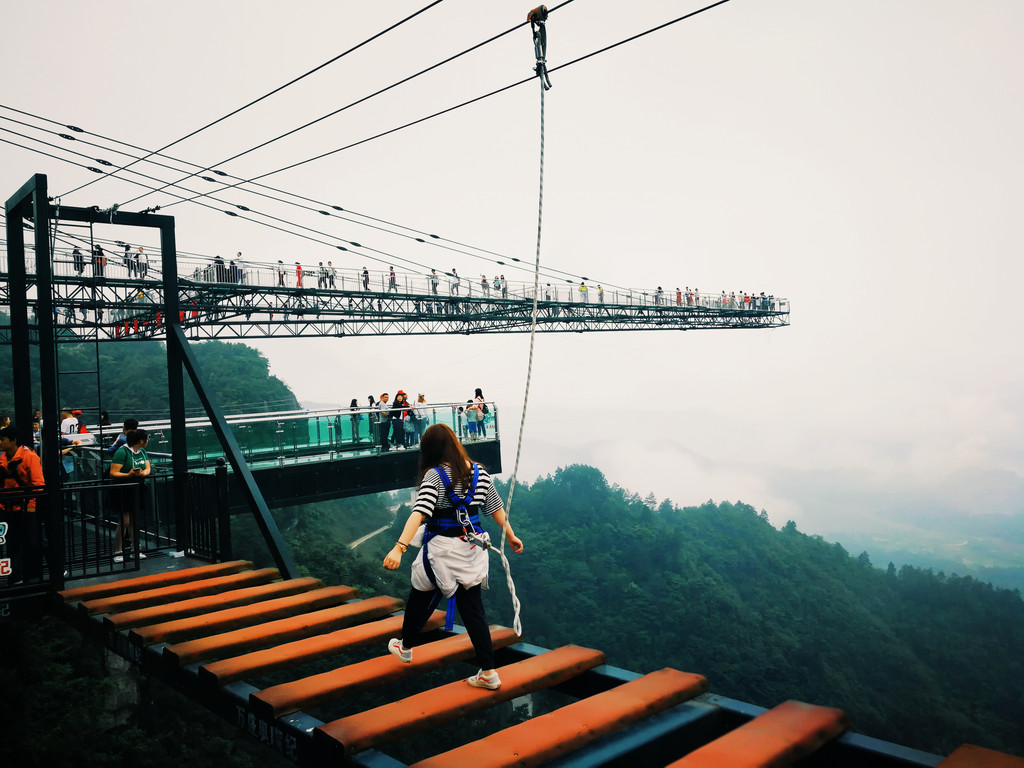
[39, 245, 786, 320]
[358, 388, 492, 454]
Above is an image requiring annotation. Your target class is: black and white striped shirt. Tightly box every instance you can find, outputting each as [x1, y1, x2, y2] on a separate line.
[413, 464, 503, 520]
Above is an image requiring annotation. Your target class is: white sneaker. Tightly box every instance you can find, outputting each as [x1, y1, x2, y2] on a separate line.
[467, 669, 501, 689]
[388, 638, 412, 663]
[138, 552, 147, 559]
[113, 552, 124, 563]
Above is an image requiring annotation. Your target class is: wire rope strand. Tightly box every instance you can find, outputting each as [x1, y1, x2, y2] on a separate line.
[497, 58, 550, 639]
[56, 0, 447, 200]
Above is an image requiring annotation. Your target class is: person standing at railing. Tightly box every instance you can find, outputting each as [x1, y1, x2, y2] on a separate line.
[376, 393, 391, 452]
[92, 243, 106, 279]
[429, 269, 440, 295]
[327, 261, 336, 289]
[500, 274, 508, 299]
[0, 425, 46, 583]
[579, 282, 588, 302]
[123, 244, 134, 277]
[362, 267, 370, 291]
[598, 284, 604, 303]
[473, 388, 488, 439]
[392, 391, 412, 449]
[107, 418, 139, 455]
[109, 428, 151, 563]
[277, 261, 286, 287]
[349, 399, 363, 442]
[413, 394, 429, 443]
[450, 268, 460, 295]
[295, 262, 304, 288]
[72, 246, 85, 274]
[676, 288, 682, 306]
[388, 267, 398, 292]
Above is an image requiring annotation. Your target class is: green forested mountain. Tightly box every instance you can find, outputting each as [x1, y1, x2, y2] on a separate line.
[0, 338, 299, 424]
[466, 466, 1022, 757]
[257, 464, 1024, 757]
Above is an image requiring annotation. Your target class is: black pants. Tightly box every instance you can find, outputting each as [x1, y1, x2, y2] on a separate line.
[402, 584, 494, 669]
[5, 506, 43, 581]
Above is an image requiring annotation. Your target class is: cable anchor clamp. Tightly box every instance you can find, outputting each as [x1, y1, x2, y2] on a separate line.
[528, 5, 553, 90]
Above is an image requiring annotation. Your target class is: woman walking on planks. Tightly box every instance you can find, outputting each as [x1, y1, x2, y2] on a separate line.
[383, 423, 523, 689]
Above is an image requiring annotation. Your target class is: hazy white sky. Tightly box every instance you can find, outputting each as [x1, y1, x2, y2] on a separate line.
[3, 1, 1022, 543]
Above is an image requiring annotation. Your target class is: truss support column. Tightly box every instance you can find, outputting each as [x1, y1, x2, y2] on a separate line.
[160, 221, 191, 556]
[166, 325, 297, 579]
[4, 174, 66, 587]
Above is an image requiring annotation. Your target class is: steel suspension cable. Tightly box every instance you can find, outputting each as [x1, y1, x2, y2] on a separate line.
[119, 13, 533, 210]
[3, 108, 605, 288]
[57, 0, 447, 199]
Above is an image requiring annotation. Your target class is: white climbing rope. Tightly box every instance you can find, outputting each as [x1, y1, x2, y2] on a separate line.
[494, 7, 553, 638]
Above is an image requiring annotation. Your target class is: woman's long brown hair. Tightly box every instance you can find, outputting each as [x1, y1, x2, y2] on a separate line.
[418, 423, 478, 487]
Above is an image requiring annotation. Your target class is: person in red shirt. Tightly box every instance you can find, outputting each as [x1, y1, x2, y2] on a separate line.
[0, 425, 46, 582]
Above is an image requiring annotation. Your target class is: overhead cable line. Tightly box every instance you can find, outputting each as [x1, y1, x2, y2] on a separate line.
[56, 0, 447, 199]
[1, 131, 439, 274]
[118, 12, 539, 209]
[162, 0, 732, 201]
[2, 108, 606, 288]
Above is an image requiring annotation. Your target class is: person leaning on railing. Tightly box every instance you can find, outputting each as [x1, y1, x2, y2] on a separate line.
[109, 428, 151, 563]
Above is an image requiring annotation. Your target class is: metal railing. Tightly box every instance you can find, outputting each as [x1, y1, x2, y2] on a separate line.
[2, 249, 788, 315]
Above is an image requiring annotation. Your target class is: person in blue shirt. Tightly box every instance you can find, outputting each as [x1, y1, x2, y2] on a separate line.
[107, 418, 139, 455]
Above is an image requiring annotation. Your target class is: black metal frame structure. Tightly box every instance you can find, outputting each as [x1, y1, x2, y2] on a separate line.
[3, 174, 296, 583]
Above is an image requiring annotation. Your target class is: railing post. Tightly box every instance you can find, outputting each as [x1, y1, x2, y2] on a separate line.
[215, 458, 232, 561]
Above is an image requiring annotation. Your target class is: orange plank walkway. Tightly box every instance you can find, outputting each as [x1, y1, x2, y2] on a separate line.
[939, 745, 1024, 768]
[196, 607, 442, 689]
[167, 595, 405, 669]
[80, 568, 280, 615]
[409, 667, 708, 768]
[251, 626, 520, 719]
[128, 585, 357, 647]
[667, 699, 849, 768]
[314, 644, 606, 758]
[57, 560, 255, 604]
[104, 577, 325, 632]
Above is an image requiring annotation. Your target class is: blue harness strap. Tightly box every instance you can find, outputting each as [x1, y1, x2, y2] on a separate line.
[421, 464, 480, 630]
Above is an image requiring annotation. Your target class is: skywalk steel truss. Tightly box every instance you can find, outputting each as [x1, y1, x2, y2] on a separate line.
[2, 273, 789, 341]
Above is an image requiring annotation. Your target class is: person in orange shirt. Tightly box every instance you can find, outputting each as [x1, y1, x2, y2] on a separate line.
[0, 425, 46, 582]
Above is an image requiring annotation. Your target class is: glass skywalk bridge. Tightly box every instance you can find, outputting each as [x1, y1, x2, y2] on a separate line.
[131, 401, 499, 471]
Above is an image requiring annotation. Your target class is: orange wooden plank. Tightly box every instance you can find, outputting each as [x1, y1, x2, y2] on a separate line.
[667, 699, 849, 768]
[80, 568, 280, 616]
[57, 561, 255, 604]
[410, 667, 708, 768]
[314, 644, 606, 758]
[128, 585, 357, 647]
[103, 577, 324, 632]
[939, 745, 1024, 768]
[196, 605, 440, 688]
[165, 595, 404, 668]
[252, 626, 520, 719]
